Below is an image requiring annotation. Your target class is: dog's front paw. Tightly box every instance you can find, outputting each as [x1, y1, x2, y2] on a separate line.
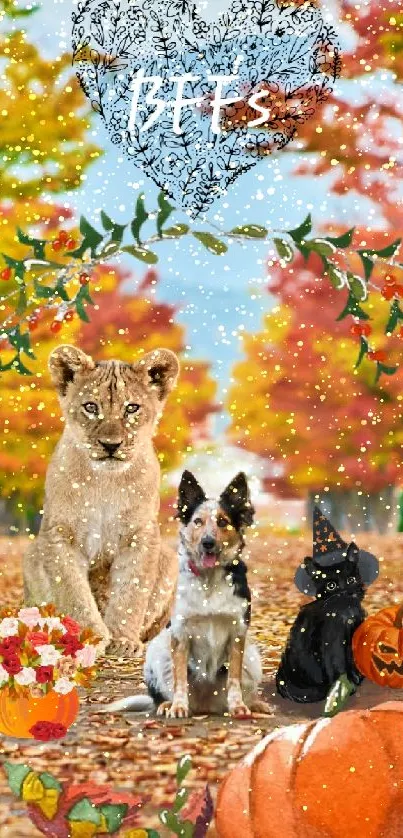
[228, 699, 252, 718]
[158, 699, 189, 719]
[107, 638, 144, 658]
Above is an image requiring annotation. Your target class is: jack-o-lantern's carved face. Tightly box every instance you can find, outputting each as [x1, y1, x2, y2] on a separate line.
[373, 639, 403, 677]
[353, 604, 403, 689]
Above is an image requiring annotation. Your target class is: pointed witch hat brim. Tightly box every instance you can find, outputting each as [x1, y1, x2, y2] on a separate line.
[294, 547, 379, 596]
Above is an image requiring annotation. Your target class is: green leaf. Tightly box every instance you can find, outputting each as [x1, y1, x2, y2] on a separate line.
[3, 254, 25, 278]
[67, 798, 101, 826]
[16, 228, 46, 260]
[355, 337, 368, 370]
[131, 194, 149, 245]
[146, 831, 161, 838]
[177, 754, 192, 786]
[33, 280, 55, 299]
[122, 245, 158, 264]
[324, 674, 354, 717]
[337, 292, 370, 322]
[230, 224, 267, 239]
[357, 251, 374, 281]
[324, 261, 347, 290]
[71, 216, 104, 259]
[274, 237, 294, 263]
[325, 228, 355, 248]
[161, 224, 190, 238]
[156, 191, 175, 237]
[192, 232, 228, 255]
[100, 211, 126, 243]
[363, 238, 401, 259]
[385, 299, 403, 334]
[39, 772, 63, 792]
[16, 287, 27, 315]
[347, 272, 368, 302]
[159, 810, 194, 836]
[172, 787, 189, 813]
[307, 239, 337, 259]
[75, 283, 94, 322]
[55, 279, 70, 302]
[4, 763, 31, 797]
[8, 327, 35, 358]
[375, 362, 398, 383]
[11, 355, 33, 375]
[288, 213, 312, 243]
[99, 804, 128, 834]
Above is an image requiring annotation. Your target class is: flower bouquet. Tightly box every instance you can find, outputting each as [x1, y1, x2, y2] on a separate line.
[0, 604, 101, 739]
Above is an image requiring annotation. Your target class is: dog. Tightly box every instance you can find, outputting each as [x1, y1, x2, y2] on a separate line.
[104, 470, 270, 718]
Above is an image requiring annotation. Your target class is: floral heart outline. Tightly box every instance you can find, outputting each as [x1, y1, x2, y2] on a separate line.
[72, 0, 340, 217]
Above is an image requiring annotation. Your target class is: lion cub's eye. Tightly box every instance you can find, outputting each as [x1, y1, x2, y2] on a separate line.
[83, 402, 99, 416]
[193, 518, 203, 527]
[125, 403, 140, 415]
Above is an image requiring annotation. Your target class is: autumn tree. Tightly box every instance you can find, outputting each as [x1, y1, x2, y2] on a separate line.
[0, 265, 217, 526]
[227, 246, 403, 532]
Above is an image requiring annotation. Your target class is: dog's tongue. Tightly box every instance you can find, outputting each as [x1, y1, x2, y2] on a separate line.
[202, 554, 216, 568]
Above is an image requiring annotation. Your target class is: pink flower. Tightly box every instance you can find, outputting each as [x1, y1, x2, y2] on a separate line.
[75, 644, 97, 668]
[17, 607, 41, 628]
[61, 615, 81, 636]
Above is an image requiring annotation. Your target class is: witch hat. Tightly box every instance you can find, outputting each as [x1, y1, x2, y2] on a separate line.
[294, 505, 379, 595]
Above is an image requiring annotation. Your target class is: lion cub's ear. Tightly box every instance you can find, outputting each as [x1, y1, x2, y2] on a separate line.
[49, 345, 95, 396]
[139, 348, 180, 400]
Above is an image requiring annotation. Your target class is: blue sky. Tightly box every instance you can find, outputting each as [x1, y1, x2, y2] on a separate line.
[19, 0, 378, 428]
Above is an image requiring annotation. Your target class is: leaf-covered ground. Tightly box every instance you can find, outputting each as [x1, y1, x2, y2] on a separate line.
[0, 532, 402, 836]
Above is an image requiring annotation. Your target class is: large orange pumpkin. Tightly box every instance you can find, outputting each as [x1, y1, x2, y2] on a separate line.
[353, 604, 403, 688]
[0, 687, 79, 738]
[216, 701, 403, 838]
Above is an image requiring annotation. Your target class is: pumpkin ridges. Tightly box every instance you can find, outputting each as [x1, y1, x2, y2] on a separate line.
[215, 759, 254, 838]
[250, 721, 317, 838]
[294, 709, 394, 837]
[216, 703, 403, 838]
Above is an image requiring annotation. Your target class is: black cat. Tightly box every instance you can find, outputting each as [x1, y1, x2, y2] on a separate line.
[276, 542, 366, 703]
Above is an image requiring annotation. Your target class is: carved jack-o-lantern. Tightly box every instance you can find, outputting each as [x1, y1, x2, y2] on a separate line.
[352, 604, 403, 688]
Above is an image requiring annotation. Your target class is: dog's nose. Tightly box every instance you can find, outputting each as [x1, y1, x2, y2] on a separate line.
[201, 536, 216, 552]
[99, 440, 122, 456]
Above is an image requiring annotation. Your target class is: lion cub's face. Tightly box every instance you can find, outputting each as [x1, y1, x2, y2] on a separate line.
[49, 345, 179, 466]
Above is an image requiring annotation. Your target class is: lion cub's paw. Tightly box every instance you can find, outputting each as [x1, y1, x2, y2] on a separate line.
[228, 700, 252, 718]
[107, 639, 144, 659]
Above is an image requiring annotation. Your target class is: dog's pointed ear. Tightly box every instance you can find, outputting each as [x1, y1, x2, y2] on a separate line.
[346, 541, 359, 564]
[176, 470, 206, 525]
[49, 345, 95, 396]
[140, 348, 179, 400]
[219, 472, 255, 529]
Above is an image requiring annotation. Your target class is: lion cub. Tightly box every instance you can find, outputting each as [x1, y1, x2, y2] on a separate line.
[23, 345, 179, 655]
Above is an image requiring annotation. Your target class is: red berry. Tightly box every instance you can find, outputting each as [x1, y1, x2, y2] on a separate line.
[65, 238, 77, 251]
[395, 285, 403, 298]
[52, 240, 62, 252]
[50, 320, 63, 334]
[381, 284, 396, 300]
[28, 318, 39, 332]
[0, 267, 12, 281]
[368, 349, 387, 363]
[58, 230, 69, 244]
[79, 273, 90, 285]
[384, 273, 397, 285]
[350, 322, 372, 338]
[0, 338, 9, 350]
[64, 310, 74, 322]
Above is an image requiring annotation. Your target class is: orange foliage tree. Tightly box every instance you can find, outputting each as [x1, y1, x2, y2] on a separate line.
[0, 265, 217, 526]
[227, 246, 403, 532]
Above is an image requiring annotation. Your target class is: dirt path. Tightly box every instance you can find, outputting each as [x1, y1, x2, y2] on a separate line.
[0, 533, 402, 836]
